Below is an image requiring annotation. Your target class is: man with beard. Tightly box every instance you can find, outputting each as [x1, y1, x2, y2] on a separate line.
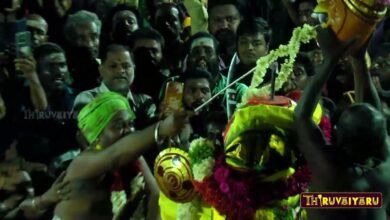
[159, 68, 213, 151]
[186, 32, 247, 113]
[130, 28, 168, 105]
[208, 0, 242, 70]
[63, 10, 102, 92]
[16, 43, 78, 166]
[152, 3, 184, 75]
[73, 44, 156, 130]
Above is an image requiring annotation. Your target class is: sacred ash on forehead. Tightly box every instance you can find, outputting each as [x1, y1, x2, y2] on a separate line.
[190, 37, 214, 50]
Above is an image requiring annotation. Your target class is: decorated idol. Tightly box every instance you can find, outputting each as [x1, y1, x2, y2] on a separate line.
[153, 1, 389, 218]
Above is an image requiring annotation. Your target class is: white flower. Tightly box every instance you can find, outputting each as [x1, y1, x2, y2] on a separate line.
[193, 157, 215, 181]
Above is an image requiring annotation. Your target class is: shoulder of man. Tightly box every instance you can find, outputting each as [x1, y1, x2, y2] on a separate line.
[72, 88, 100, 111]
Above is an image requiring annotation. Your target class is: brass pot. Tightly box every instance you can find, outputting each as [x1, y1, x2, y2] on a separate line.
[315, 0, 387, 53]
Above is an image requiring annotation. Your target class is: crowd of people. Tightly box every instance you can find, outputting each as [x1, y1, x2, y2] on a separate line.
[0, 0, 389, 219]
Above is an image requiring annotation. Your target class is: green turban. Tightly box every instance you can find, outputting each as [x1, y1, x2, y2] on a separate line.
[77, 92, 136, 144]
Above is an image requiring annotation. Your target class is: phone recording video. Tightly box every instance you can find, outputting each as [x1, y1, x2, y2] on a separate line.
[15, 31, 32, 58]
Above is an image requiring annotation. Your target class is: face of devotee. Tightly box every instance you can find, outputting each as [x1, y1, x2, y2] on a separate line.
[208, 4, 240, 35]
[187, 38, 219, 77]
[133, 38, 163, 67]
[112, 10, 139, 37]
[100, 50, 135, 94]
[372, 54, 390, 90]
[183, 78, 211, 110]
[38, 52, 69, 92]
[282, 63, 309, 93]
[26, 16, 48, 48]
[73, 21, 100, 58]
[99, 110, 135, 147]
[237, 33, 268, 66]
[153, 5, 182, 41]
[298, 1, 317, 25]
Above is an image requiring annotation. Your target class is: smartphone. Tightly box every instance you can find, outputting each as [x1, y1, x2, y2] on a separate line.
[161, 81, 184, 116]
[15, 31, 32, 58]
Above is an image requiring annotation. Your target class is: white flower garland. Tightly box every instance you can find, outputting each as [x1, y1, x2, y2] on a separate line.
[242, 24, 317, 103]
[177, 197, 202, 220]
[178, 138, 216, 218]
[193, 157, 215, 181]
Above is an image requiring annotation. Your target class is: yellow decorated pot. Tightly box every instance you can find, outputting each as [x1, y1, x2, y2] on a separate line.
[154, 148, 197, 203]
[315, 0, 387, 53]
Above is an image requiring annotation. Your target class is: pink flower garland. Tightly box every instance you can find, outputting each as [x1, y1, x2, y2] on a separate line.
[192, 154, 311, 220]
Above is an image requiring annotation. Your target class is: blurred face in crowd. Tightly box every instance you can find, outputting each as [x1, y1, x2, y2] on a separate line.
[187, 37, 219, 77]
[209, 4, 240, 35]
[183, 78, 211, 110]
[26, 14, 48, 48]
[133, 38, 163, 67]
[206, 122, 224, 148]
[38, 52, 69, 92]
[372, 54, 390, 90]
[99, 110, 135, 147]
[309, 49, 324, 66]
[112, 10, 139, 37]
[73, 21, 100, 58]
[154, 5, 182, 41]
[282, 62, 309, 93]
[298, 1, 317, 25]
[237, 33, 268, 66]
[100, 50, 135, 95]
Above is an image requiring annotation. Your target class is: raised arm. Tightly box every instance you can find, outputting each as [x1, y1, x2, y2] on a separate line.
[14, 56, 48, 110]
[67, 112, 191, 180]
[351, 53, 381, 109]
[294, 28, 354, 176]
[294, 28, 350, 120]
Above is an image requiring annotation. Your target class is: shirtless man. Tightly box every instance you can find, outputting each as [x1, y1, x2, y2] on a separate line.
[294, 28, 390, 220]
[53, 92, 190, 219]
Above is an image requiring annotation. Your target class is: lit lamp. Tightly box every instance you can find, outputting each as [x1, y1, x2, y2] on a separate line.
[315, 0, 388, 53]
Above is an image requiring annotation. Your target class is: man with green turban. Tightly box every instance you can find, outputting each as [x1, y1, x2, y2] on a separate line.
[77, 92, 136, 147]
[52, 91, 191, 220]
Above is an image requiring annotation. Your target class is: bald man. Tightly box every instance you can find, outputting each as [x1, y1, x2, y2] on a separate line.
[26, 14, 48, 48]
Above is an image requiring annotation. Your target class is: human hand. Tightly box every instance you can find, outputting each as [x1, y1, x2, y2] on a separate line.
[14, 56, 39, 83]
[1, 194, 24, 212]
[2, 171, 31, 192]
[41, 172, 71, 203]
[159, 111, 194, 138]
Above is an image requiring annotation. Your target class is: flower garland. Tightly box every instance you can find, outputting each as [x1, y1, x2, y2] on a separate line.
[243, 24, 317, 103]
[188, 138, 312, 219]
[188, 138, 215, 181]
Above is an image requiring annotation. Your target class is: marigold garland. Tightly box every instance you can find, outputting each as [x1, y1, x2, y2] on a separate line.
[243, 24, 317, 103]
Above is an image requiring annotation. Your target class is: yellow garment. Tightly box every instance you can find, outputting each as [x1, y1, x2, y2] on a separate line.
[225, 101, 322, 145]
[183, 0, 209, 35]
[159, 193, 221, 220]
[159, 192, 178, 220]
[160, 192, 304, 220]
